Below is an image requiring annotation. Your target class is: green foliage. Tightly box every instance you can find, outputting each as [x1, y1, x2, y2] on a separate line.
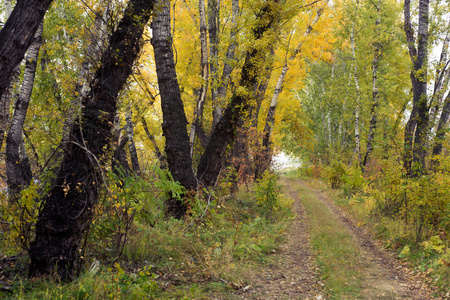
[315, 155, 450, 296]
[325, 160, 346, 189]
[342, 164, 365, 197]
[0, 169, 57, 254]
[3, 173, 293, 299]
[88, 165, 184, 261]
[254, 171, 282, 216]
[8, 264, 159, 299]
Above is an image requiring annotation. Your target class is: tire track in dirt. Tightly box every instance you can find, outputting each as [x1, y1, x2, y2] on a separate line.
[234, 178, 323, 299]
[300, 179, 436, 300]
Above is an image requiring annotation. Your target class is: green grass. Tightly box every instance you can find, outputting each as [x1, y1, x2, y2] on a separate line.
[1, 175, 293, 299]
[286, 176, 364, 299]
[289, 166, 450, 298]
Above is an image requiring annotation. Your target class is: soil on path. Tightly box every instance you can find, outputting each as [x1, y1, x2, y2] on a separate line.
[233, 178, 323, 299]
[233, 176, 437, 300]
[301, 179, 436, 300]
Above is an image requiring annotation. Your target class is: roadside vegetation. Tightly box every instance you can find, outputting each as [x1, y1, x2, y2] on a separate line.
[290, 161, 450, 297]
[0, 170, 293, 299]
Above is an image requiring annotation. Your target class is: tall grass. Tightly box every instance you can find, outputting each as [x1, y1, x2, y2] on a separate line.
[1, 172, 293, 299]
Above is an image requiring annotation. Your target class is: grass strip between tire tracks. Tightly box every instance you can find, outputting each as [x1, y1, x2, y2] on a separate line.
[287, 177, 365, 299]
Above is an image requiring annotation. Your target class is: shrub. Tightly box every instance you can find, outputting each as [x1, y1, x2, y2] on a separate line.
[326, 160, 346, 189]
[254, 171, 282, 216]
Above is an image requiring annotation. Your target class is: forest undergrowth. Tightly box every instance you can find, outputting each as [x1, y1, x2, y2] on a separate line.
[0, 168, 293, 299]
[294, 159, 450, 298]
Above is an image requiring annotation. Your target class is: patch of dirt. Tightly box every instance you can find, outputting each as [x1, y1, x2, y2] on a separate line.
[302, 180, 438, 300]
[233, 180, 323, 299]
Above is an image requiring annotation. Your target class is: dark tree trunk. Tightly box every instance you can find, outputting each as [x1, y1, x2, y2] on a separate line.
[0, 68, 18, 154]
[6, 21, 43, 200]
[197, 0, 282, 187]
[432, 93, 450, 157]
[28, 0, 156, 280]
[213, 0, 240, 129]
[126, 108, 141, 174]
[44, 8, 111, 176]
[403, 0, 429, 176]
[112, 135, 132, 179]
[0, 2, 20, 154]
[0, 0, 53, 101]
[151, 0, 197, 217]
[62, 6, 111, 153]
[231, 47, 273, 184]
[208, 0, 220, 104]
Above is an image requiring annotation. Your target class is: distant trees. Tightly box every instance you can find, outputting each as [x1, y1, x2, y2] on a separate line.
[294, 0, 450, 178]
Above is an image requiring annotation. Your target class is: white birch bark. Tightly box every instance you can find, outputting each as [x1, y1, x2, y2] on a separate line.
[6, 21, 44, 199]
[126, 106, 141, 174]
[262, 4, 326, 131]
[257, 3, 327, 174]
[189, 0, 209, 158]
[61, 4, 111, 148]
[429, 20, 450, 123]
[363, 3, 381, 169]
[350, 27, 361, 165]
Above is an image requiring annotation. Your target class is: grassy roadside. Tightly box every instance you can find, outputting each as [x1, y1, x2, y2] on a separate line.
[284, 174, 365, 299]
[0, 173, 293, 299]
[289, 164, 449, 298]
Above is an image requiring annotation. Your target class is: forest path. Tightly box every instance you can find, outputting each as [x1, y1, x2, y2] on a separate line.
[233, 176, 435, 299]
[233, 177, 322, 299]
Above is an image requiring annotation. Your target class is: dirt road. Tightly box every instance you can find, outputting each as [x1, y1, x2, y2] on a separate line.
[234, 176, 436, 300]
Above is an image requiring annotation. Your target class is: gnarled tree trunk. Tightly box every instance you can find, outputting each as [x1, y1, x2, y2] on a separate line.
[29, 0, 156, 280]
[151, 0, 197, 217]
[0, 0, 53, 101]
[403, 0, 429, 176]
[197, 0, 283, 187]
[213, 0, 240, 129]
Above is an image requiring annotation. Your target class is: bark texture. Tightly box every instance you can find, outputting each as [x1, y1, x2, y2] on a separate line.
[255, 4, 326, 177]
[6, 21, 44, 200]
[197, 0, 282, 187]
[189, 0, 210, 157]
[151, 0, 197, 216]
[0, 1, 17, 153]
[432, 93, 450, 157]
[213, 0, 240, 129]
[0, 0, 53, 101]
[350, 27, 362, 166]
[208, 0, 220, 104]
[29, 0, 156, 280]
[403, 0, 429, 176]
[363, 6, 381, 170]
[126, 108, 141, 174]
